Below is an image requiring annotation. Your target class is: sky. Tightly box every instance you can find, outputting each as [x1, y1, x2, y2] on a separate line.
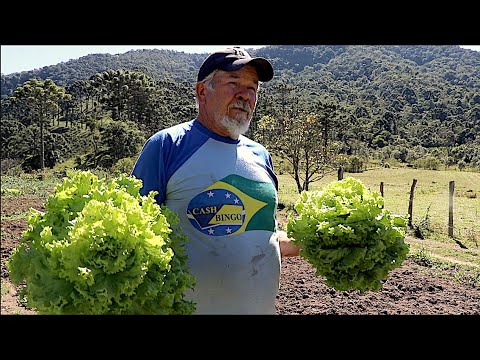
[1, 45, 479, 75]
[0, 45, 266, 75]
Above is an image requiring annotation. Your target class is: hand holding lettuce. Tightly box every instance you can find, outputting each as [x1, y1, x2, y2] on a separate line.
[287, 177, 409, 293]
[7, 170, 195, 314]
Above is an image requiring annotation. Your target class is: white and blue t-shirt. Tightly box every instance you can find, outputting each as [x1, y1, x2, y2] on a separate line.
[132, 119, 281, 314]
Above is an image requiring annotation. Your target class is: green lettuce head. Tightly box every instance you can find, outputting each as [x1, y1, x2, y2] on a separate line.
[287, 177, 409, 293]
[7, 170, 195, 314]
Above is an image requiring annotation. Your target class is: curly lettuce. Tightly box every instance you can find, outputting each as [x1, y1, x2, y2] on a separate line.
[287, 177, 409, 293]
[7, 170, 195, 314]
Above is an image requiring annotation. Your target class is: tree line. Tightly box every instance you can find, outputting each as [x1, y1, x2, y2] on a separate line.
[1, 45, 479, 192]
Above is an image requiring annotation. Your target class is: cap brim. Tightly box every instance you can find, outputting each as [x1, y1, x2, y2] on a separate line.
[222, 57, 274, 82]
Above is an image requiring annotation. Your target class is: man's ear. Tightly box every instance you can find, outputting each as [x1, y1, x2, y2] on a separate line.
[196, 82, 206, 103]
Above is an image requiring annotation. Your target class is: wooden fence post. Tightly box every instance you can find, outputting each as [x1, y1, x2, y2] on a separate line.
[408, 179, 417, 229]
[338, 166, 344, 180]
[449, 181, 454, 238]
[380, 182, 384, 197]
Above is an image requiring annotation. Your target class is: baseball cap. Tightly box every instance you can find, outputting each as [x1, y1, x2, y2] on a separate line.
[197, 46, 274, 82]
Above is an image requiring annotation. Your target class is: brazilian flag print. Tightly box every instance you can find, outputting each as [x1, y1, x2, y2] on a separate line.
[186, 174, 276, 236]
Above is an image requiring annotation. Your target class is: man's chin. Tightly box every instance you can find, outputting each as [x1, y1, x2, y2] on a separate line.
[219, 116, 250, 138]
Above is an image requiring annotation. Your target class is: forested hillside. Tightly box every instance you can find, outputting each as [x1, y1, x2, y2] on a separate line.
[1, 45, 479, 176]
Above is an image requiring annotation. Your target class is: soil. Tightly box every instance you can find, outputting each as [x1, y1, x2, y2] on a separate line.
[1, 196, 479, 315]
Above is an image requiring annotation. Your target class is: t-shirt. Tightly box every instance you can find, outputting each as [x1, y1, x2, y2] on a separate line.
[131, 119, 281, 314]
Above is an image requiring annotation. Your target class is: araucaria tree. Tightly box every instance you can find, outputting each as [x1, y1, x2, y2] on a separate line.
[11, 79, 70, 171]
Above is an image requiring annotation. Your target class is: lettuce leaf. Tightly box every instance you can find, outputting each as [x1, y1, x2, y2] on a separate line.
[7, 170, 195, 314]
[287, 177, 409, 293]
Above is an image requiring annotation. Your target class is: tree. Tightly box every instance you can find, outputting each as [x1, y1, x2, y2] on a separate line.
[11, 79, 70, 171]
[85, 117, 102, 168]
[255, 111, 344, 193]
[98, 120, 145, 168]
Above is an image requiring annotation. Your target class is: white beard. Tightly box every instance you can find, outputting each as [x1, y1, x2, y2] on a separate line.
[218, 100, 253, 139]
[219, 114, 251, 139]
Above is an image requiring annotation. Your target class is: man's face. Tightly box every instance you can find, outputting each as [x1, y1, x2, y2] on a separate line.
[207, 66, 259, 137]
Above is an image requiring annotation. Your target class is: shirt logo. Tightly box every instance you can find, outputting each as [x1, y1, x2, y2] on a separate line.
[186, 175, 276, 236]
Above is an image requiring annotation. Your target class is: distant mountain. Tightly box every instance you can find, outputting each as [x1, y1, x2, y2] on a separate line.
[2, 45, 478, 98]
[1, 49, 207, 98]
[2, 45, 479, 170]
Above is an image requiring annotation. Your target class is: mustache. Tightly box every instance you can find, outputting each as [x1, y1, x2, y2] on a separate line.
[229, 100, 252, 114]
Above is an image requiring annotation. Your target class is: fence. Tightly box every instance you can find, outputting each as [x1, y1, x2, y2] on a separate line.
[337, 167, 463, 244]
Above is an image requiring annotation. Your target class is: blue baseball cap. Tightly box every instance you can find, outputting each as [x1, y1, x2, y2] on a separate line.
[197, 46, 274, 82]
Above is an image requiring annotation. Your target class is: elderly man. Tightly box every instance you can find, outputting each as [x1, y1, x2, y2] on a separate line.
[132, 47, 299, 314]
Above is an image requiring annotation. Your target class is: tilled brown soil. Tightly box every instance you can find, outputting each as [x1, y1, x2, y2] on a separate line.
[276, 257, 479, 315]
[1, 195, 479, 315]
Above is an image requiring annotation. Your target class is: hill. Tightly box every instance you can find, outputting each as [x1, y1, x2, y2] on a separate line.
[1, 45, 479, 172]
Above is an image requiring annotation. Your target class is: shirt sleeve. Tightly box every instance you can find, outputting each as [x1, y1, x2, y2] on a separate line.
[131, 133, 168, 205]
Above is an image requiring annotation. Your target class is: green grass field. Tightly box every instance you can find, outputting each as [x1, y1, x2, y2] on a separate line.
[277, 167, 480, 269]
[2, 167, 479, 270]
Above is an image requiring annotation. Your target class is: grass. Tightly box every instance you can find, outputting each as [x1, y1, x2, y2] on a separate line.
[1, 174, 60, 197]
[278, 168, 479, 241]
[277, 167, 480, 271]
[408, 248, 479, 287]
[3, 167, 479, 250]
[2, 167, 479, 277]
[1, 279, 11, 297]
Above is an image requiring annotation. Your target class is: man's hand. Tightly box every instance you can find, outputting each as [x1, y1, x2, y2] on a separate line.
[277, 230, 300, 257]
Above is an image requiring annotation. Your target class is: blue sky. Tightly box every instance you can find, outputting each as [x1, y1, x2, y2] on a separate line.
[1, 45, 478, 75]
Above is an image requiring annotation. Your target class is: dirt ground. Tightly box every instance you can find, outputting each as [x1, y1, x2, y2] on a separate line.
[1, 196, 479, 315]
